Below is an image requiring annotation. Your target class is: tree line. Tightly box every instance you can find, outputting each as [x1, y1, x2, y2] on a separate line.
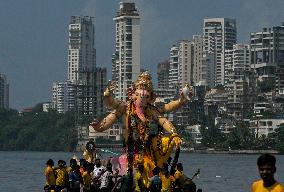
[0, 108, 77, 151]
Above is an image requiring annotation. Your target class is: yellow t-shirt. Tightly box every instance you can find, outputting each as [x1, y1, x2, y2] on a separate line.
[45, 166, 56, 186]
[252, 180, 284, 192]
[55, 168, 67, 186]
[82, 171, 92, 190]
[161, 174, 174, 192]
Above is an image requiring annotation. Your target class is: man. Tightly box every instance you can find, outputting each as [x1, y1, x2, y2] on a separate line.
[160, 166, 175, 192]
[69, 159, 82, 192]
[44, 159, 56, 191]
[55, 160, 68, 192]
[251, 153, 284, 192]
[79, 161, 91, 192]
[93, 158, 106, 190]
[174, 163, 185, 192]
[100, 163, 114, 192]
[149, 167, 162, 192]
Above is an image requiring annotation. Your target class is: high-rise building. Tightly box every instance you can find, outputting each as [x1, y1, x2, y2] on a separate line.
[52, 81, 78, 114]
[113, 2, 140, 101]
[202, 53, 215, 88]
[225, 44, 250, 86]
[250, 23, 284, 93]
[169, 45, 179, 89]
[52, 82, 68, 113]
[178, 40, 193, 87]
[0, 73, 9, 109]
[67, 16, 96, 116]
[225, 44, 252, 120]
[157, 60, 170, 89]
[96, 67, 107, 116]
[192, 35, 204, 85]
[203, 18, 237, 86]
[68, 16, 96, 83]
[170, 36, 206, 88]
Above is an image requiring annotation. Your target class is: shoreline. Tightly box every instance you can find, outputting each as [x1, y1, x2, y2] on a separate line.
[181, 149, 280, 154]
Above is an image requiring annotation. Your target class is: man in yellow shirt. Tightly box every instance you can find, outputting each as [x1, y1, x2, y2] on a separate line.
[55, 160, 68, 192]
[174, 163, 185, 192]
[161, 167, 174, 192]
[81, 161, 92, 192]
[251, 153, 284, 192]
[44, 159, 56, 191]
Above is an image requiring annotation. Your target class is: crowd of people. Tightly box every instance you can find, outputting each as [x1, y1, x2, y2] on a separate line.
[44, 153, 284, 192]
[44, 156, 199, 192]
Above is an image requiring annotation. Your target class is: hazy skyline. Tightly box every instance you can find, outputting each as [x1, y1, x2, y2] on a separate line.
[1, 0, 284, 110]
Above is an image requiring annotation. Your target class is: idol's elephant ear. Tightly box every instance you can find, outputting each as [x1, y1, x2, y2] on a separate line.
[150, 134, 181, 168]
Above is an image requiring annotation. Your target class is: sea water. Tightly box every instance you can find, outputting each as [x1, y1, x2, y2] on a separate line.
[0, 151, 283, 192]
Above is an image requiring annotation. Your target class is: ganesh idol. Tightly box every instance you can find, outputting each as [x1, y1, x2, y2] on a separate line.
[90, 71, 192, 174]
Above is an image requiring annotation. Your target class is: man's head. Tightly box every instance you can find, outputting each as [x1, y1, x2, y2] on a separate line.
[152, 167, 160, 176]
[70, 158, 78, 169]
[95, 158, 101, 167]
[257, 153, 276, 181]
[106, 163, 112, 171]
[177, 163, 183, 172]
[46, 159, 54, 167]
[58, 160, 64, 168]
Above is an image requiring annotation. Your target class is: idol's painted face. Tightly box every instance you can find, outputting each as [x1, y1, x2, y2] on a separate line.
[135, 89, 151, 107]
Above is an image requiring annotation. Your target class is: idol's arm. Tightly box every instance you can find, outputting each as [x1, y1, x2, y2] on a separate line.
[103, 82, 125, 110]
[153, 110, 181, 146]
[90, 107, 126, 132]
[161, 85, 192, 113]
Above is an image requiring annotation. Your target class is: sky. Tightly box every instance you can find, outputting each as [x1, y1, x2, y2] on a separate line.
[0, 0, 284, 110]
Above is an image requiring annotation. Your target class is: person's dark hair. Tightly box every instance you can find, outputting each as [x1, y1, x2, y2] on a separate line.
[177, 163, 183, 171]
[58, 160, 64, 167]
[257, 153, 276, 167]
[87, 162, 94, 173]
[46, 159, 54, 166]
[81, 160, 88, 169]
[162, 163, 169, 172]
[70, 158, 77, 166]
[80, 159, 87, 166]
[152, 167, 160, 175]
[106, 163, 112, 171]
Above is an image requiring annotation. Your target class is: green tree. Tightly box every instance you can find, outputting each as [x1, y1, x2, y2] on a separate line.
[271, 124, 284, 153]
[258, 79, 275, 93]
[226, 122, 255, 150]
[0, 109, 77, 151]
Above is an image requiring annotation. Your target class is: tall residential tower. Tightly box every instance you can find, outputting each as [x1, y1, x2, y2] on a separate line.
[203, 18, 237, 86]
[68, 16, 96, 116]
[250, 23, 284, 93]
[68, 16, 96, 83]
[113, 2, 140, 101]
[0, 73, 9, 109]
